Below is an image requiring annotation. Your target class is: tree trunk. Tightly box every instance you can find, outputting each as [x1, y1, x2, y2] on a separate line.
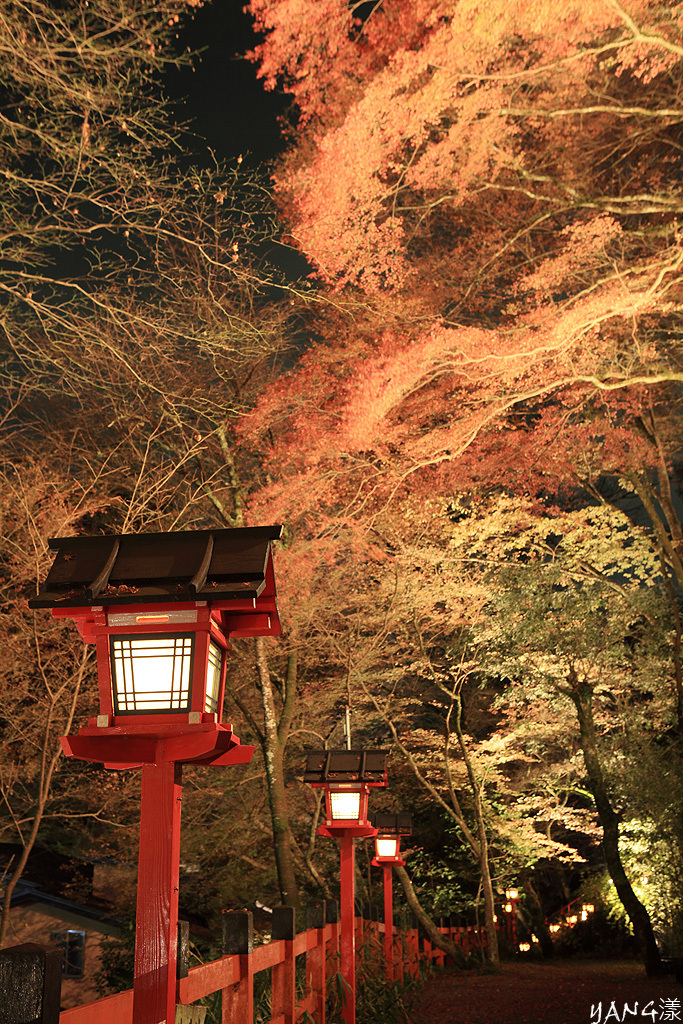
[452, 695, 500, 966]
[366, 677, 500, 965]
[255, 639, 301, 908]
[394, 864, 467, 966]
[520, 870, 555, 959]
[571, 683, 661, 975]
[0, 650, 88, 948]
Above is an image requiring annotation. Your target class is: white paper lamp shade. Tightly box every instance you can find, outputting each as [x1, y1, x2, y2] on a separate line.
[111, 634, 193, 712]
[329, 790, 362, 821]
[205, 640, 223, 714]
[376, 837, 399, 859]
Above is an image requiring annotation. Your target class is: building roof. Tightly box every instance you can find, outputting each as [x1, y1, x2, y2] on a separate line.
[7, 881, 124, 937]
[28, 526, 282, 608]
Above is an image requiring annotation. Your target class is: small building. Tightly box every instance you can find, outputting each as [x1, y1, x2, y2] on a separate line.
[1, 846, 127, 1008]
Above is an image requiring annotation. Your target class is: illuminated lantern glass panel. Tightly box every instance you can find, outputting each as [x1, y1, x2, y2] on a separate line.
[111, 634, 194, 713]
[205, 641, 223, 714]
[329, 790, 362, 821]
[376, 837, 399, 859]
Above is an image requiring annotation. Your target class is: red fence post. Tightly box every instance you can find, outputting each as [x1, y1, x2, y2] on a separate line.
[271, 906, 296, 1024]
[221, 911, 253, 1024]
[358, 902, 368, 965]
[370, 904, 380, 953]
[306, 902, 327, 1024]
[409, 921, 420, 978]
[325, 900, 339, 986]
[435, 919, 446, 968]
[393, 912, 404, 984]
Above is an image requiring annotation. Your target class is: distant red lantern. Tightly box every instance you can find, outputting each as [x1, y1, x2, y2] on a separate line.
[304, 750, 387, 836]
[375, 836, 400, 861]
[303, 750, 387, 1024]
[370, 812, 412, 982]
[503, 887, 522, 948]
[370, 812, 412, 867]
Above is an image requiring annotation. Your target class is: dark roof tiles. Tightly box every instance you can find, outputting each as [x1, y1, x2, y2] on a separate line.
[29, 526, 282, 608]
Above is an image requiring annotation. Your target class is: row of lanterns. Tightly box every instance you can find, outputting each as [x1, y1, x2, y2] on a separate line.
[303, 749, 411, 1023]
[501, 889, 597, 953]
[33, 525, 600, 1012]
[30, 527, 411, 1024]
[517, 902, 596, 953]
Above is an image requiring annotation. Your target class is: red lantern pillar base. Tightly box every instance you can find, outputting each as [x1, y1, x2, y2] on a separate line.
[132, 762, 182, 1024]
[383, 865, 393, 981]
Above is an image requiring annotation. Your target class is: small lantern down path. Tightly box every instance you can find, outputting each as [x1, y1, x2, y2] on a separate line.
[304, 750, 388, 1024]
[371, 812, 412, 981]
[30, 526, 282, 1024]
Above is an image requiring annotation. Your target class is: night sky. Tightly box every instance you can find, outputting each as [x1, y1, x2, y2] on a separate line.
[166, 0, 289, 167]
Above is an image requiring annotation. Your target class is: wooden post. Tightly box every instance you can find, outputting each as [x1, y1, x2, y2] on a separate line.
[382, 866, 393, 981]
[271, 906, 296, 1024]
[408, 920, 420, 978]
[435, 919, 446, 968]
[339, 832, 356, 1024]
[393, 910, 404, 984]
[177, 921, 189, 981]
[306, 901, 327, 1024]
[421, 924, 432, 973]
[221, 911, 253, 1024]
[133, 761, 182, 1024]
[0, 943, 62, 1024]
[325, 899, 339, 984]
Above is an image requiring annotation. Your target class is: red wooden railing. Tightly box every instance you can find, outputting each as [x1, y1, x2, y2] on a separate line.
[58, 914, 486, 1023]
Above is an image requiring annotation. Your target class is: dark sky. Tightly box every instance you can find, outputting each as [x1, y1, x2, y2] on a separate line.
[166, 0, 289, 167]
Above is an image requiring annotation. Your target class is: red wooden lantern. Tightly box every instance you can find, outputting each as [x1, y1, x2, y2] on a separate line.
[30, 525, 282, 1024]
[369, 813, 411, 983]
[504, 887, 521, 947]
[303, 750, 387, 1024]
[30, 526, 282, 769]
[371, 813, 412, 866]
[303, 750, 387, 837]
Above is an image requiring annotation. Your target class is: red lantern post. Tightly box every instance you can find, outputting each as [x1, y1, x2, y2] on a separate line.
[303, 751, 387, 1024]
[504, 888, 521, 950]
[371, 813, 412, 981]
[30, 526, 282, 1024]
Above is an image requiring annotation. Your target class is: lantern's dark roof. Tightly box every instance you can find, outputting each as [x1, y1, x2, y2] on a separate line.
[371, 812, 412, 836]
[303, 750, 388, 784]
[28, 526, 282, 608]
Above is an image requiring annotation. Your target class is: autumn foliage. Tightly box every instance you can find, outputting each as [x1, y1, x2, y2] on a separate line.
[243, 0, 682, 532]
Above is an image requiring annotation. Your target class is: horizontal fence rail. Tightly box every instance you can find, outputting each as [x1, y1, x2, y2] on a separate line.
[1, 904, 487, 1024]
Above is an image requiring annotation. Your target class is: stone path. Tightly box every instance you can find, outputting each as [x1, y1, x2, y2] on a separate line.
[410, 960, 682, 1024]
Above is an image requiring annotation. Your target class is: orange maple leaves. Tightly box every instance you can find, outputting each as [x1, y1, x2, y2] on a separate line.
[241, 0, 682, 528]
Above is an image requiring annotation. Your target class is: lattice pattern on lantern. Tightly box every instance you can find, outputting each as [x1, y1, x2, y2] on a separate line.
[112, 634, 193, 712]
[329, 790, 362, 821]
[205, 640, 223, 714]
